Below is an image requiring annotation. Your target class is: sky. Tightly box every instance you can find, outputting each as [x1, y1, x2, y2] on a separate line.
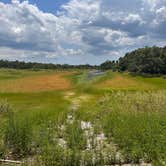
[0, 0, 166, 65]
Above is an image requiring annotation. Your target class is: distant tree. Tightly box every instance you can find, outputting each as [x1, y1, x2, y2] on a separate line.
[100, 60, 118, 71]
[118, 46, 166, 74]
[0, 60, 97, 70]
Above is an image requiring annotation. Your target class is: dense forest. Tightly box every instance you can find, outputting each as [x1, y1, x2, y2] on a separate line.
[100, 46, 166, 74]
[118, 46, 166, 74]
[0, 46, 165, 74]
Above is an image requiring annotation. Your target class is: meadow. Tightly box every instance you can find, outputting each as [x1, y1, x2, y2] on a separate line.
[0, 69, 166, 166]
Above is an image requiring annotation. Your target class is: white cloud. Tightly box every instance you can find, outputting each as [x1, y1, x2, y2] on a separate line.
[142, 0, 166, 11]
[0, 0, 165, 64]
[11, 0, 20, 4]
[124, 14, 144, 25]
[155, 6, 166, 23]
[62, 0, 100, 23]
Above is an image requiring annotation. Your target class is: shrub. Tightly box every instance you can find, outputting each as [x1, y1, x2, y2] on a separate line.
[0, 100, 10, 113]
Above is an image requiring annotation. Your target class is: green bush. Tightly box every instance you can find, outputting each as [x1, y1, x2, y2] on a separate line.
[0, 100, 10, 113]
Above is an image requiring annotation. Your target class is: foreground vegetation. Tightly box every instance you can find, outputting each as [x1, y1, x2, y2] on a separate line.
[0, 69, 166, 165]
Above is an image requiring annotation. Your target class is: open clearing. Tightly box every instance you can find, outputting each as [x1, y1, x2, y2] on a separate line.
[0, 71, 73, 92]
[96, 74, 149, 90]
[0, 69, 166, 166]
[95, 72, 166, 90]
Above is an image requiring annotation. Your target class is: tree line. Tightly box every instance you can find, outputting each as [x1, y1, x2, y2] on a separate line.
[0, 60, 97, 70]
[0, 46, 165, 74]
[100, 46, 166, 75]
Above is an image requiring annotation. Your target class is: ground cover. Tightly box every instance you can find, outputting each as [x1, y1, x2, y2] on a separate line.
[0, 69, 166, 165]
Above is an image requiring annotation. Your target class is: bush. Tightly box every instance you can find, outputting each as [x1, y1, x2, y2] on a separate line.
[0, 101, 10, 113]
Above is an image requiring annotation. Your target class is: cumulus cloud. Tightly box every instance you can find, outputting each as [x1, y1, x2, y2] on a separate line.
[0, 0, 165, 64]
[11, 0, 20, 4]
[0, 1, 58, 52]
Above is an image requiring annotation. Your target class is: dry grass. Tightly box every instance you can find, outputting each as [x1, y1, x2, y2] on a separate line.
[0, 72, 73, 92]
[96, 75, 154, 90]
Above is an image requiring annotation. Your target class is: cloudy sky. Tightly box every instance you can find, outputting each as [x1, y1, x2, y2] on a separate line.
[0, 0, 166, 64]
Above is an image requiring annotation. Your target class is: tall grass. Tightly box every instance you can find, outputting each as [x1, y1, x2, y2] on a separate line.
[65, 120, 86, 150]
[41, 145, 83, 166]
[0, 102, 32, 157]
[97, 91, 166, 165]
[0, 100, 10, 113]
[0, 101, 10, 159]
[4, 110, 32, 158]
[0, 69, 166, 165]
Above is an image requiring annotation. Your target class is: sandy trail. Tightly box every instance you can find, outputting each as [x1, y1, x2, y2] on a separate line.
[64, 91, 91, 110]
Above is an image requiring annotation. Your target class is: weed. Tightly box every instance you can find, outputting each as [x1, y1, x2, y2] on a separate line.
[0, 100, 10, 113]
[4, 111, 32, 157]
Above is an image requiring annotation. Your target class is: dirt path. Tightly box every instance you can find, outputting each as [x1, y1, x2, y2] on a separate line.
[64, 91, 90, 110]
[64, 91, 152, 166]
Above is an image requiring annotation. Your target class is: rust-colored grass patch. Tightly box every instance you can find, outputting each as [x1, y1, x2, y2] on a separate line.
[0, 72, 73, 92]
[96, 75, 152, 90]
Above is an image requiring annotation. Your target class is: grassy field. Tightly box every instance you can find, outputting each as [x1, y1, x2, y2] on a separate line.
[0, 69, 166, 166]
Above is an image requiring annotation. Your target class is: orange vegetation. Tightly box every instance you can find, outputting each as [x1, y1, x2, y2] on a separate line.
[96, 75, 149, 90]
[0, 72, 73, 92]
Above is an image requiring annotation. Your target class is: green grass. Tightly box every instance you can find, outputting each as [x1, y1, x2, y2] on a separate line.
[135, 75, 166, 89]
[0, 68, 54, 80]
[76, 91, 166, 165]
[101, 91, 166, 164]
[0, 69, 166, 165]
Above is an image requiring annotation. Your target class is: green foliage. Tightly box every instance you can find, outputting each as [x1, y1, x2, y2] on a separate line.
[0, 45, 166, 76]
[0, 60, 96, 70]
[99, 91, 166, 164]
[65, 120, 86, 150]
[100, 46, 166, 75]
[0, 100, 10, 114]
[41, 145, 96, 166]
[0, 69, 166, 165]
[41, 145, 68, 166]
[100, 60, 118, 71]
[119, 46, 166, 74]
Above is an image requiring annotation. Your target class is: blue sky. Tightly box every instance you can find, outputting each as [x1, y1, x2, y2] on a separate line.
[0, 0, 166, 64]
[1, 0, 69, 14]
